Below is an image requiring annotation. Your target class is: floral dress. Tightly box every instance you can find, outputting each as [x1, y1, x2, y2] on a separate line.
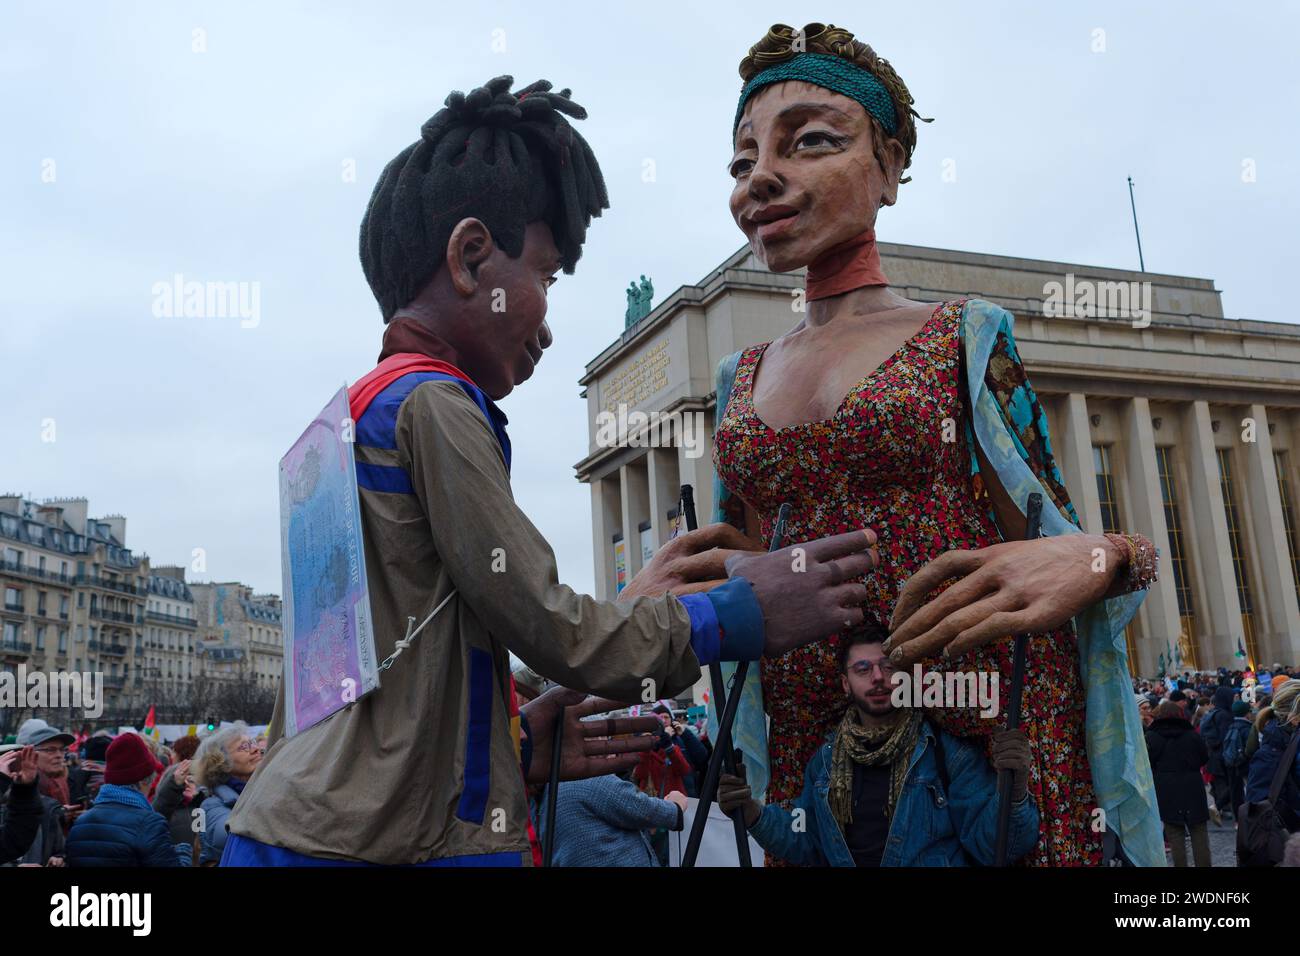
[712, 299, 1100, 866]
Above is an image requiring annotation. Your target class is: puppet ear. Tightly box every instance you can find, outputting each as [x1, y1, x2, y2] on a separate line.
[878, 135, 906, 207]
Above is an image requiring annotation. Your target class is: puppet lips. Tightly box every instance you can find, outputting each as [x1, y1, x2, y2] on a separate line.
[749, 204, 800, 240]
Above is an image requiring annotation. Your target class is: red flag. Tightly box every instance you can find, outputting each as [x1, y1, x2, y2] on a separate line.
[144, 705, 157, 736]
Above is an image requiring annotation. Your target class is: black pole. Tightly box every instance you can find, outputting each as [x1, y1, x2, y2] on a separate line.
[679, 484, 751, 866]
[993, 492, 1043, 867]
[543, 709, 564, 866]
[682, 502, 790, 867]
[1127, 176, 1145, 273]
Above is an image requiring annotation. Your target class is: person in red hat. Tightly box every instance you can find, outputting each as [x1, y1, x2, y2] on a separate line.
[64, 733, 187, 867]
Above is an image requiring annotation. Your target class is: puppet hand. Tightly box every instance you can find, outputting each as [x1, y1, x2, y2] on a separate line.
[726, 529, 878, 659]
[521, 687, 662, 785]
[619, 523, 765, 600]
[885, 535, 1122, 665]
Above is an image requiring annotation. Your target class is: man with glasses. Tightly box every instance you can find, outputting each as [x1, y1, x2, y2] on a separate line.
[4, 719, 78, 865]
[717, 624, 1039, 866]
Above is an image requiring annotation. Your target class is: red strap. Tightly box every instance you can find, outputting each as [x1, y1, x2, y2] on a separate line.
[347, 353, 477, 422]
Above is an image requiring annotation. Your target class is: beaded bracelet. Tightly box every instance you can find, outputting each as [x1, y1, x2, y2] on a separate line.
[1103, 532, 1159, 593]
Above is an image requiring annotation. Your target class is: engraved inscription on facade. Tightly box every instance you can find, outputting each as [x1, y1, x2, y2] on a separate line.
[601, 339, 670, 412]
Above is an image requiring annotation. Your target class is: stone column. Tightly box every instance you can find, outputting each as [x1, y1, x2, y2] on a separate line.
[1240, 405, 1300, 664]
[1056, 393, 1104, 534]
[647, 447, 681, 549]
[620, 457, 651, 577]
[677, 411, 716, 526]
[1182, 400, 1241, 666]
[590, 473, 621, 601]
[1120, 398, 1180, 676]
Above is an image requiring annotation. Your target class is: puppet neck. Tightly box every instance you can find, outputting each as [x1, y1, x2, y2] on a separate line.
[805, 227, 889, 301]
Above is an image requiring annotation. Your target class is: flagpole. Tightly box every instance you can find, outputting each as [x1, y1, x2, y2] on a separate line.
[1127, 176, 1146, 272]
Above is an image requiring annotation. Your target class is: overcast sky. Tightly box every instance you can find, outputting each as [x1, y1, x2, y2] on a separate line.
[2, 1, 1295, 598]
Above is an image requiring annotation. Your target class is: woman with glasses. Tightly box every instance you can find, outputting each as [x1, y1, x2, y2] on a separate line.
[192, 723, 263, 866]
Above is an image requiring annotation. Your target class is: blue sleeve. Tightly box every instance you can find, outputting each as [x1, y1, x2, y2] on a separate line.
[676, 577, 764, 665]
[747, 753, 828, 866]
[139, 812, 184, 867]
[940, 733, 1039, 866]
[589, 777, 681, 832]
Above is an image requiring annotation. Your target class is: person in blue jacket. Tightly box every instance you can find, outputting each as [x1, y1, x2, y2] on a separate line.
[1246, 679, 1300, 831]
[718, 624, 1039, 866]
[193, 723, 262, 865]
[65, 733, 188, 867]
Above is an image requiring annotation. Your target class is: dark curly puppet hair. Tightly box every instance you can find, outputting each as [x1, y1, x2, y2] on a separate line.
[360, 75, 610, 322]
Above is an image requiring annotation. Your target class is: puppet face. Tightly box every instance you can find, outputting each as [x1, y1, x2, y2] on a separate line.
[454, 219, 557, 401]
[729, 80, 902, 274]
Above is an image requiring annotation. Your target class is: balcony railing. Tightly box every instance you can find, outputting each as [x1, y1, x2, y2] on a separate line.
[90, 607, 143, 625]
[76, 573, 141, 596]
[102, 675, 126, 689]
[88, 640, 128, 656]
[145, 609, 198, 629]
[0, 559, 74, 586]
[0, 641, 33, 657]
[2, 603, 23, 614]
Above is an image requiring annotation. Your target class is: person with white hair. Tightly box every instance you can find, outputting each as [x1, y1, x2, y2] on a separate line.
[191, 723, 262, 866]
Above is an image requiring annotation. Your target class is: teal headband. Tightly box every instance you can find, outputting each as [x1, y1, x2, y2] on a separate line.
[733, 53, 898, 140]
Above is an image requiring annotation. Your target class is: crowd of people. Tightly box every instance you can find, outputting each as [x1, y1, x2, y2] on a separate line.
[0, 718, 266, 867]
[9, 664, 1300, 869]
[1134, 665, 1300, 866]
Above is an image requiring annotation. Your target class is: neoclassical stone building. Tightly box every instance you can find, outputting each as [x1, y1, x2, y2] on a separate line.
[575, 242, 1300, 676]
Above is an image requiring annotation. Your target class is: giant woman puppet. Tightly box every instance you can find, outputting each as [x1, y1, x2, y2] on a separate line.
[710, 23, 1163, 866]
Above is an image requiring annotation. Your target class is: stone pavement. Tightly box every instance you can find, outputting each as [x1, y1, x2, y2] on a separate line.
[1164, 816, 1238, 867]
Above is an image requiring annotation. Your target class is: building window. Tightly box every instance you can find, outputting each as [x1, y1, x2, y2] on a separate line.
[3, 587, 21, 611]
[1276, 451, 1300, 608]
[58, 630, 67, 653]
[1217, 447, 1258, 667]
[35, 625, 45, 650]
[1093, 445, 1140, 674]
[1155, 446, 1199, 669]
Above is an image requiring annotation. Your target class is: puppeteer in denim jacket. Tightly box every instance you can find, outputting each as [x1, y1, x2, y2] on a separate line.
[749, 719, 1040, 867]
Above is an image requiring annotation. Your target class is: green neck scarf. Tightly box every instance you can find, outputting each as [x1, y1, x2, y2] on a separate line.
[828, 705, 920, 829]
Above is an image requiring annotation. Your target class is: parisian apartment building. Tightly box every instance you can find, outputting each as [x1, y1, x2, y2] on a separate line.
[0, 494, 281, 731]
